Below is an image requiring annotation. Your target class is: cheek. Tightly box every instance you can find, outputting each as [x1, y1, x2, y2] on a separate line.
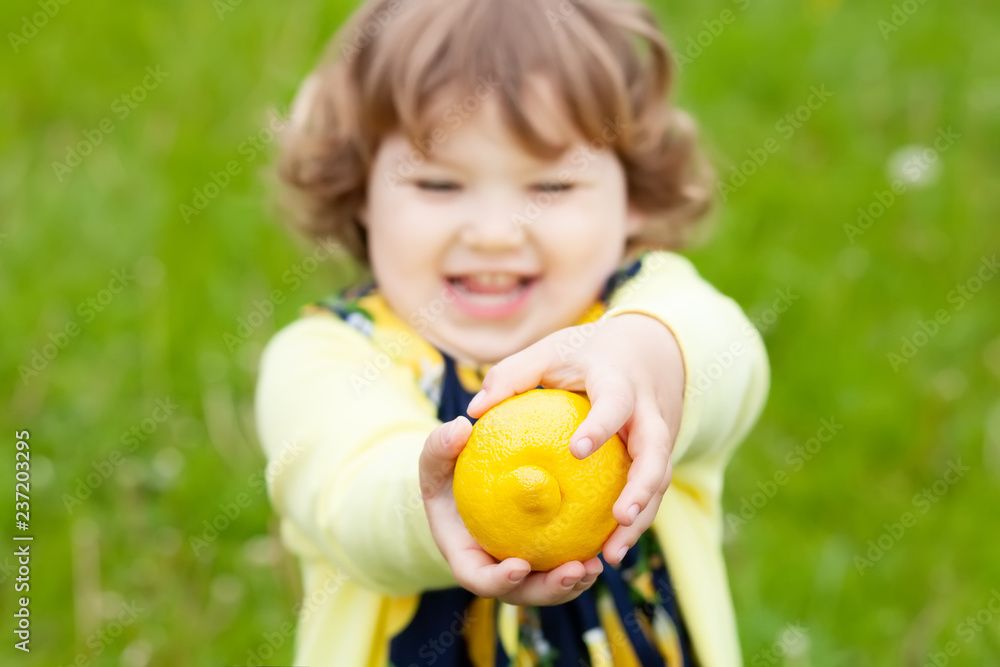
[533, 204, 628, 303]
[367, 196, 436, 268]
[367, 215, 457, 318]
[371, 231, 432, 290]
[540, 201, 629, 261]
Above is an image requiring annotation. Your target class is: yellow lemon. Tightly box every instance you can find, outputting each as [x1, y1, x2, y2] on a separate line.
[454, 389, 631, 571]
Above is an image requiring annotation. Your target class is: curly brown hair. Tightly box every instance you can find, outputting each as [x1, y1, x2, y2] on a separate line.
[278, 0, 712, 266]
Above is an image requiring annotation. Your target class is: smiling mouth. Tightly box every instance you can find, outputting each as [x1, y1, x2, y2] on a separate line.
[448, 273, 537, 293]
[444, 273, 539, 318]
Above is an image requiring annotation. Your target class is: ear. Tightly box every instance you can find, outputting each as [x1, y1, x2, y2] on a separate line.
[625, 205, 647, 237]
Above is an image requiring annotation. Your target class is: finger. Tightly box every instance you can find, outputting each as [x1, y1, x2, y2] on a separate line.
[582, 556, 604, 577]
[466, 338, 556, 417]
[569, 375, 634, 459]
[419, 417, 472, 499]
[612, 414, 672, 527]
[572, 556, 604, 592]
[449, 547, 533, 598]
[602, 493, 664, 565]
[421, 475, 532, 597]
[502, 560, 587, 606]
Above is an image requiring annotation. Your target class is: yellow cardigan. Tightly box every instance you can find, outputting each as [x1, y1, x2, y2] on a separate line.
[254, 251, 770, 665]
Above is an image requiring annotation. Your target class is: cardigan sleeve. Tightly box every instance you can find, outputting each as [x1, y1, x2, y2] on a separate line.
[603, 251, 770, 469]
[254, 314, 456, 597]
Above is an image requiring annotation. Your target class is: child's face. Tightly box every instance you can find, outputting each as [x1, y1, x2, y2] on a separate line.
[361, 82, 644, 365]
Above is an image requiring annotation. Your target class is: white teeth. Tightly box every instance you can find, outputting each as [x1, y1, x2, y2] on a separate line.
[453, 281, 526, 304]
[468, 273, 519, 288]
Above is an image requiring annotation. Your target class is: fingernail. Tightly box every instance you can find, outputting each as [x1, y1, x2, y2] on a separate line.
[574, 437, 593, 458]
[509, 570, 527, 583]
[468, 391, 485, 412]
[627, 503, 640, 524]
[617, 546, 628, 563]
[561, 577, 575, 587]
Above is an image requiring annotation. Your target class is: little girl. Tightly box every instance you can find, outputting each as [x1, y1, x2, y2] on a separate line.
[255, 0, 769, 665]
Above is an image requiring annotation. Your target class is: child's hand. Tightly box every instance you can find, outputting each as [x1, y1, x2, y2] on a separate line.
[420, 417, 604, 605]
[466, 313, 684, 566]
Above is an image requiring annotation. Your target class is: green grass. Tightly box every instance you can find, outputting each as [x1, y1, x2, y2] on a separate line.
[2, 0, 998, 664]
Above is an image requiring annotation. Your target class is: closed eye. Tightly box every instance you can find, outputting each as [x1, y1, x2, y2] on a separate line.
[416, 180, 461, 192]
[532, 182, 575, 194]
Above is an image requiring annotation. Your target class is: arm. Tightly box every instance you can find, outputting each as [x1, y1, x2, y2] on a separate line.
[254, 315, 455, 596]
[604, 251, 771, 468]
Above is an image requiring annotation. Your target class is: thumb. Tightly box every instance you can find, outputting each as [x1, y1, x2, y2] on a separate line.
[419, 417, 472, 499]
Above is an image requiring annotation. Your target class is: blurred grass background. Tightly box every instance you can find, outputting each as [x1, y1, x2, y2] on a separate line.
[1, 0, 998, 664]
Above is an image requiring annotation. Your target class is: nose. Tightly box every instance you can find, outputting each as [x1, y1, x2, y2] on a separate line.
[458, 192, 528, 251]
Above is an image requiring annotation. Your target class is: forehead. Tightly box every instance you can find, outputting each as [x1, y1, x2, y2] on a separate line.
[417, 75, 585, 165]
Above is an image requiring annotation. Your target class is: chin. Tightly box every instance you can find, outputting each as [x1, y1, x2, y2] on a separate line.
[441, 332, 524, 366]
[453, 342, 513, 366]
